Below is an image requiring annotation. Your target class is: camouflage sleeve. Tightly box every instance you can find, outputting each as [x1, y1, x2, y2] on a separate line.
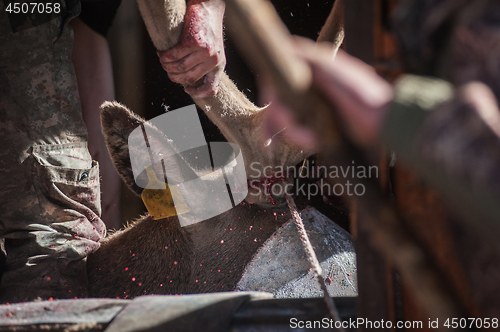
[381, 75, 455, 162]
[381, 74, 500, 234]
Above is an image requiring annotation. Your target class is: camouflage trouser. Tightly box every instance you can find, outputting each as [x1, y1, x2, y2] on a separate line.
[0, 1, 105, 302]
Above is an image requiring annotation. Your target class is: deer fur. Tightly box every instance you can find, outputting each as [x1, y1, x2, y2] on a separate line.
[87, 101, 295, 298]
[87, 0, 349, 298]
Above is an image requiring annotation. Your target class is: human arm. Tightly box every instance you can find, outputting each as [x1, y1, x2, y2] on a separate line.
[260, 37, 393, 151]
[260, 36, 500, 224]
[70, 17, 122, 230]
[156, 0, 226, 98]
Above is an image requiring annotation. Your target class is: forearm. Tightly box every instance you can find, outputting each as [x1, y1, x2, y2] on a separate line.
[70, 17, 121, 229]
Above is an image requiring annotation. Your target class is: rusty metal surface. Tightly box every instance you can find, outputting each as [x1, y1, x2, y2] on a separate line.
[0, 299, 127, 328]
[105, 292, 272, 332]
[0, 295, 357, 332]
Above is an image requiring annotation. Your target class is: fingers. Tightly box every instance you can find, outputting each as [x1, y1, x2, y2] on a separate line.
[158, 41, 225, 99]
[460, 82, 500, 137]
[293, 36, 336, 64]
[166, 53, 218, 85]
[158, 48, 209, 74]
[156, 0, 226, 99]
[184, 65, 224, 99]
[307, 55, 390, 148]
[260, 79, 318, 150]
[292, 40, 393, 148]
[260, 37, 391, 150]
[157, 42, 194, 63]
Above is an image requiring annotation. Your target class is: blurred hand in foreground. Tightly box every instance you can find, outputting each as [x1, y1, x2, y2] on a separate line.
[260, 37, 393, 150]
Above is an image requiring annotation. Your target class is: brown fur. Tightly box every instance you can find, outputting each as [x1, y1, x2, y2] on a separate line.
[87, 0, 344, 298]
[136, 0, 186, 51]
[88, 102, 292, 298]
[88, 201, 290, 298]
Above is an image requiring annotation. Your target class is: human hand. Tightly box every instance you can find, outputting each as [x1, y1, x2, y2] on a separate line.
[157, 0, 226, 99]
[261, 37, 393, 150]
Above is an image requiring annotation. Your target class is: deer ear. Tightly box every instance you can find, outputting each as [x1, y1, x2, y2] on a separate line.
[100, 101, 146, 196]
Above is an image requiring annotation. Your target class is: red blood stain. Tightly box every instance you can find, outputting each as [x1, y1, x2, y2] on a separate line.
[247, 173, 289, 205]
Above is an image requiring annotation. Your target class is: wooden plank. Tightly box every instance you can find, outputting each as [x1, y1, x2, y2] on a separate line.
[355, 214, 393, 331]
[344, 0, 374, 64]
[393, 164, 483, 318]
[0, 299, 127, 328]
[0, 296, 357, 332]
[232, 297, 356, 331]
[105, 292, 272, 332]
[344, 2, 395, 329]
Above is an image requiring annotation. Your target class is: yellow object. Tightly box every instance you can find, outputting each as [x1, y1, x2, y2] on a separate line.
[141, 167, 190, 220]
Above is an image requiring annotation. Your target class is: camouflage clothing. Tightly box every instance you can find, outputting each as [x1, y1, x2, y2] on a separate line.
[384, 0, 500, 225]
[0, 1, 105, 302]
[382, 1, 500, 315]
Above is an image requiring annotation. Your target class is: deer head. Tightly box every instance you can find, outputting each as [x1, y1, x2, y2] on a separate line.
[101, 101, 248, 226]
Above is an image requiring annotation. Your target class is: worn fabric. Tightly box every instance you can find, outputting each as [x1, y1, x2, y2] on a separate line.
[381, 75, 454, 163]
[382, 75, 500, 223]
[386, 0, 500, 228]
[382, 74, 500, 316]
[0, 1, 105, 302]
